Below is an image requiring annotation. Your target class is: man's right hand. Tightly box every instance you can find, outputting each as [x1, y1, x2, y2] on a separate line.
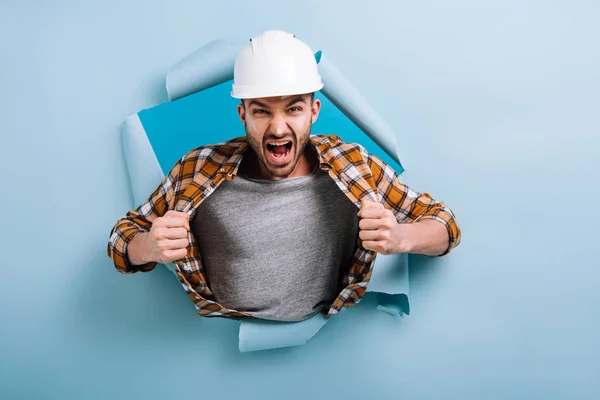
[127, 210, 191, 265]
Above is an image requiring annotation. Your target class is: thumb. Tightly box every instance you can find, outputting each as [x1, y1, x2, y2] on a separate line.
[358, 198, 375, 216]
[183, 212, 190, 231]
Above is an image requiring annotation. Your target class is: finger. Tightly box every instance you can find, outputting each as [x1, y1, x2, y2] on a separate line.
[359, 218, 382, 230]
[162, 238, 189, 250]
[163, 248, 188, 262]
[365, 200, 382, 209]
[360, 198, 382, 208]
[160, 216, 189, 229]
[165, 210, 189, 218]
[164, 211, 190, 230]
[359, 207, 386, 220]
[362, 240, 382, 253]
[359, 230, 384, 241]
[162, 227, 189, 240]
[357, 199, 382, 216]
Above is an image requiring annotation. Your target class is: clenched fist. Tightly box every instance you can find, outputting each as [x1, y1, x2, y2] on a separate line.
[128, 210, 191, 265]
[357, 200, 407, 255]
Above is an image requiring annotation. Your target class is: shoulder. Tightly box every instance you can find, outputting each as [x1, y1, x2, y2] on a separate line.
[310, 134, 398, 181]
[310, 134, 370, 158]
[177, 136, 248, 170]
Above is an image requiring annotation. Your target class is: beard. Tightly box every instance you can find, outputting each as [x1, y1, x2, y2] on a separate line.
[246, 121, 312, 179]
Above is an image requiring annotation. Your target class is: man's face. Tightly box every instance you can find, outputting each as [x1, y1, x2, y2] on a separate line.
[237, 94, 321, 179]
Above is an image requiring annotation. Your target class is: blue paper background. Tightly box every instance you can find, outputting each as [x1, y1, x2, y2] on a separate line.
[1, 1, 599, 399]
[139, 82, 403, 175]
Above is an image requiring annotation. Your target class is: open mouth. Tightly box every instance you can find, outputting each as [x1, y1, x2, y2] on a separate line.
[265, 140, 293, 166]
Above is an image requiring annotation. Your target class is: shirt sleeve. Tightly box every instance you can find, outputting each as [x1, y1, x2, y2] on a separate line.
[106, 158, 184, 273]
[364, 149, 461, 256]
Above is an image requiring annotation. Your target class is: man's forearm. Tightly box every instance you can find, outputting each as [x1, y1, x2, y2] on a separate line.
[127, 232, 151, 266]
[403, 219, 450, 256]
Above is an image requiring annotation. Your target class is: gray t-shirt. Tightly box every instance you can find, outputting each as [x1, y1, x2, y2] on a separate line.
[191, 166, 359, 321]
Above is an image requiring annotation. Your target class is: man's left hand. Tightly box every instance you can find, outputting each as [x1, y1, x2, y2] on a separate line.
[357, 200, 409, 255]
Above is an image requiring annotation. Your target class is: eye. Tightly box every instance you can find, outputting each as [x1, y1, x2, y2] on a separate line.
[253, 109, 269, 115]
[288, 106, 302, 113]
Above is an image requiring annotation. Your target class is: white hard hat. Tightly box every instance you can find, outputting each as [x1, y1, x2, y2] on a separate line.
[231, 30, 324, 99]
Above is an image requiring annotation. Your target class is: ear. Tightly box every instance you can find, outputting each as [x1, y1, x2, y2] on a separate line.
[311, 98, 321, 124]
[237, 103, 246, 125]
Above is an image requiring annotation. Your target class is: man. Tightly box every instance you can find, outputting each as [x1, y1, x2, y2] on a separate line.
[107, 30, 461, 322]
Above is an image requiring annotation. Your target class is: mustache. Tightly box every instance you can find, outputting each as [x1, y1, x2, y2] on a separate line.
[262, 132, 297, 143]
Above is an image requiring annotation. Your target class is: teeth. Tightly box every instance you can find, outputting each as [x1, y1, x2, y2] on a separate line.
[268, 141, 291, 146]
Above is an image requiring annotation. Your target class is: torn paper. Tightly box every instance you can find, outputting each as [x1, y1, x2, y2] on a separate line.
[164, 37, 403, 168]
[238, 252, 409, 352]
[119, 35, 410, 352]
[317, 54, 401, 165]
[166, 38, 244, 101]
[121, 111, 409, 352]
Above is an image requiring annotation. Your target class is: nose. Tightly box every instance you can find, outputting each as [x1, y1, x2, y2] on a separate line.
[271, 113, 290, 136]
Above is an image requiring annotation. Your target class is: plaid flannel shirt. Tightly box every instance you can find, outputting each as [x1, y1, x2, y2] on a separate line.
[107, 134, 461, 318]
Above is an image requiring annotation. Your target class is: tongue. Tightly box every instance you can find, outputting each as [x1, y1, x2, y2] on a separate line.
[272, 145, 287, 155]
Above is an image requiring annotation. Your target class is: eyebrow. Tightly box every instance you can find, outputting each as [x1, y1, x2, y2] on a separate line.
[247, 96, 307, 109]
[247, 99, 270, 109]
[285, 96, 307, 107]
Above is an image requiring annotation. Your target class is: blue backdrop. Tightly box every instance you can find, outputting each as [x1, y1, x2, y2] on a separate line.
[139, 81, 403, 174]
[1, 1, 599, 399]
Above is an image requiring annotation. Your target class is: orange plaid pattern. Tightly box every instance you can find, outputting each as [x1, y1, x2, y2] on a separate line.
[107, 135, 461, 318]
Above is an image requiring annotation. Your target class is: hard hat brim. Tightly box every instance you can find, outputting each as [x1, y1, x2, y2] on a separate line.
[231, 81, 324, 99]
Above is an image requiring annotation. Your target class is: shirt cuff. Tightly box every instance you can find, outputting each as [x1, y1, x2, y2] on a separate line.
[415, 212, 461, 257]
[108, 227, 158, 273]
